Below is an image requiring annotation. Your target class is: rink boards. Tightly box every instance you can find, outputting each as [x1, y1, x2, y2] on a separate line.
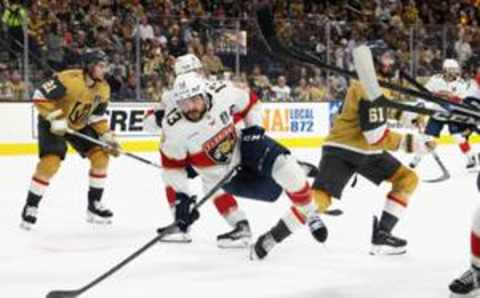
[0, 102, 476, 156]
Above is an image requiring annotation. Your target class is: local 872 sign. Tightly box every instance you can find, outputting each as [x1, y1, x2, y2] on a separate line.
[261, 102, 330, 137]
[32, 102, 159, 138]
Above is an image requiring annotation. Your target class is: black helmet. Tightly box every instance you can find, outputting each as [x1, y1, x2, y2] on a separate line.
[82, 50, 108, 68]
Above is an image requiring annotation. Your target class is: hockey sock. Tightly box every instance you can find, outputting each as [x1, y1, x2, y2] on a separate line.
[452, 134, 471, 155]
[471, 206, 480, 268]
[88, 172, 106, 207]
[165, 186, 176, 209]
[213, 193, 246, 227]
[460, 141, 471, 154]
[26, 176, 49, 207]
[286, 182, 318, 216]
[268, 207, 305, 244]
[379, 194, 407, 233]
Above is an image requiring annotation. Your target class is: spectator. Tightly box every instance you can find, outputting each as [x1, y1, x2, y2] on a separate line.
[455, 33, 472, 67]
[107, 67, 125, 97]
[308, 77, 328, 102]
[0, 65, 14, 101]
[145, 77, 165, 102]
[271, 75, 291, 102]
[201, 43, 224, 77]
[2, 0, 27, 58]
[249, 64, 271, 99]
[375, 0, 392, 24]
[169, 35, 186, 57]
[137, 15, 154, 41]
[9, 70, 27, 101]
[118, 73, 138, 101]
[293, 78, 311, 101]
[45, 22, 65, 71]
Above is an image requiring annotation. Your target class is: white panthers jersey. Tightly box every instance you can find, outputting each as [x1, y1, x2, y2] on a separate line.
[160, 81, 261, 194]
[425, 74, 469, 97]
[465, 79, 480, 99]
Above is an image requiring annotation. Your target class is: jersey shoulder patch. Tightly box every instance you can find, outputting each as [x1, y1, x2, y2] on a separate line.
[38, 77, 67, 100]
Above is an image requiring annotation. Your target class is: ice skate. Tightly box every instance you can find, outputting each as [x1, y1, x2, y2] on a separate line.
[250, 232, 277, 260]
[217, 220, 252, 248]
[87, 201, 113, 224]
[449, 268, 480, 296]
[159, 225, 192, 243]
[370, 216, 407, 255]
[20, 205, 38, 230]
[306, 212, 328, 243]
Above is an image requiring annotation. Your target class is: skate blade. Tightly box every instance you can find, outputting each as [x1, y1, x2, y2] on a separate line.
[160, 232, 192, 243]
[86, 213, 112, 225]
[19, 221, 33, 231]
[369, 245, 407, 256]
[217, 237, 251, 249]
[159, 238, 192, 244]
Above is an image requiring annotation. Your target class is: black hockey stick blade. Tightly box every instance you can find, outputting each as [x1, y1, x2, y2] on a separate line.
[324, 209, 343, 216]
[46, 290, 80, 298]
[423, 174, 450, 183]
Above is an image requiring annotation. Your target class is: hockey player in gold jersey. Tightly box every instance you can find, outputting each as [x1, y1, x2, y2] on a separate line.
[312, 46, 436, 255]
[20, 50, 120, 229]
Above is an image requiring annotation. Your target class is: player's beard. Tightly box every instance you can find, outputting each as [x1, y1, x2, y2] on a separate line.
[184, 109, 206, 122]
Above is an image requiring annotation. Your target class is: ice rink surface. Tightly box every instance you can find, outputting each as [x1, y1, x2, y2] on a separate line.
[1, 146, 479, 298]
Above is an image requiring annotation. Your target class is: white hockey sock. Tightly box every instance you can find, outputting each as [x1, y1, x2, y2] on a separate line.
[471, 205, 480, 268]
[384, 193, 407, 220]
[29, 177, 49, 197]
[281, 206, 305, 233]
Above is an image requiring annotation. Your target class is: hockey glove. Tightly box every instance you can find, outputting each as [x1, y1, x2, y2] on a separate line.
[100, 132, 121, 157]
[174, 193, 200, 232]
[240, 125, 289, 175]
[400, 133, 436, 154]
[240, 125, 266, 171]
[46, 109, 68, 136]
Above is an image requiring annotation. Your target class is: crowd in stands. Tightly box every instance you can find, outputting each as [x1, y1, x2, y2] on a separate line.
[0, 0, 479, 102]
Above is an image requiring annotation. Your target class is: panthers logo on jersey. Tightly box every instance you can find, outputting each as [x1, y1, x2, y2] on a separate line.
[203, 124, 237, 164]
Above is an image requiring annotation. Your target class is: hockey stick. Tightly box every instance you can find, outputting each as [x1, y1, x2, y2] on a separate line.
[255, 6, 480, 125]
[423, 151, 450, 183]
[324, 209, 343, 216]
[352, 45, 451, 184]
[392, 63, 451, 182]
[45, 165, 241, 298]
[66, 128, 163, 170]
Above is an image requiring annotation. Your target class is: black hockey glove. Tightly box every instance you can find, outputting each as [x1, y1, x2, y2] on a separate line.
[240, 125, 266, 170]
[174, 193, 200, 232]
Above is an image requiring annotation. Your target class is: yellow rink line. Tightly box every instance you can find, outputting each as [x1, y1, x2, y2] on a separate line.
[1, 135, 480, 156]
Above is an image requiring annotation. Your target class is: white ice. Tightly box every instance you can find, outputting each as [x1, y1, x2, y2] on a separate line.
[0, 146, 478, 298]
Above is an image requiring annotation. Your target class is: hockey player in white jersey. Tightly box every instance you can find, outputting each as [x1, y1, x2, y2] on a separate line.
[145, 54, 320, 246]
[144, 54, 253, 246]
[159, 72, 327, 258]
[449, 172, 480, 295]
[409, 59, 476, 169]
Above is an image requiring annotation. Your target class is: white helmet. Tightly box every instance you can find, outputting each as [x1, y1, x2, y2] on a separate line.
[442, 59, 460, 71]
[171, 72, 208, 105]
[174, 54, 203, 76]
